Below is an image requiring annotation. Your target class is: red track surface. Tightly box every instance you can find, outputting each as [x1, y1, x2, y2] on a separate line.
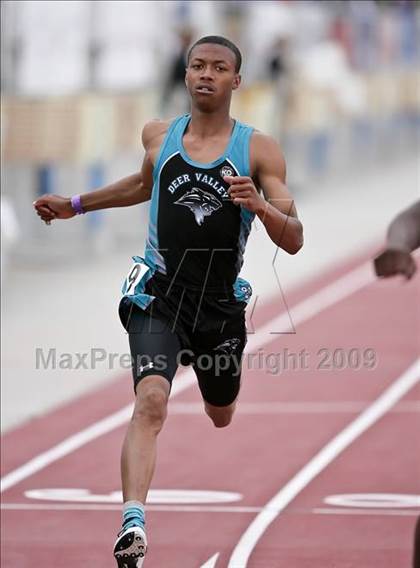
[2, 253, 420, 568]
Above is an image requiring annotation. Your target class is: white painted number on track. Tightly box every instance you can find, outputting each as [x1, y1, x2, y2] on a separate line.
[24, 488, 243, 505]
[325, 493, 420, 508]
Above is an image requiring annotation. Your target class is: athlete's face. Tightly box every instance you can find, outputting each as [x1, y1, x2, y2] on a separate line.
[185, 44, 241, 110]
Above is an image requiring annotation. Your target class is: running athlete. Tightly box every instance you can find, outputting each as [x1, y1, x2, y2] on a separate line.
[374, 200, 420, 280]
[374, 201, 420, 566]
[33, 36, 303, 567]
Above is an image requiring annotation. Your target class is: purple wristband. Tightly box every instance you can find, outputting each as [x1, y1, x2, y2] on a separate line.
[71, 195, 85, 215]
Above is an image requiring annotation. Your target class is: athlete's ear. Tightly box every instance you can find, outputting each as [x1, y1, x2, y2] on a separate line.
[232, 74, 241, 90]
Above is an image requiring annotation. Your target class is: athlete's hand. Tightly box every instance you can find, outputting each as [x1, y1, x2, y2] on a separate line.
[33, 195, 75, 225]
[374, 248, 417, 280]
[224, 176, 264, 214]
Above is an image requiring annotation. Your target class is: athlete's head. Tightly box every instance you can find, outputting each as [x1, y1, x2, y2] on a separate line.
[187, 36, 242, 73]
[185, 36, 242, 112]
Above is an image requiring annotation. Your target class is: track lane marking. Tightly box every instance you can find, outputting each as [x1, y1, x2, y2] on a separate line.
[169, 401, 420, 414]
[2, 503, 419, 517]
[0, 371, 195, 493]
[0, 503, 260, 513]
[227, 357, 420, 567]
[199, 553, 220, 568]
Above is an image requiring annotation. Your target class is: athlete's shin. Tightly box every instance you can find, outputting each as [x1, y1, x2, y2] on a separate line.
[121, 375, 170, 503]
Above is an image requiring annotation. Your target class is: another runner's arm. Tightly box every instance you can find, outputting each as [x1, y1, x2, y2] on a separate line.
[374, 200, 420, 279]
[384, 200, 420, 253]
[33, 122, 157, 223]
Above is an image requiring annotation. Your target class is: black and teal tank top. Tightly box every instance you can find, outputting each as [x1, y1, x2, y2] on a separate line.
[145, 114, 254, 290]
[121, 114, 255, 311]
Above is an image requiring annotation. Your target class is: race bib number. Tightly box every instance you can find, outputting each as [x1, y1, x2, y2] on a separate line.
[124, 260, 150, 296]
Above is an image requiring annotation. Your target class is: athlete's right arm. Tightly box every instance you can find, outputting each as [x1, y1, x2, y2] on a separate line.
[33, 120, 164, 224]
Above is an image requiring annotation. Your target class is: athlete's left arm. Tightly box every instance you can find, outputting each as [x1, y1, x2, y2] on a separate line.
[225, 133, 303, 254]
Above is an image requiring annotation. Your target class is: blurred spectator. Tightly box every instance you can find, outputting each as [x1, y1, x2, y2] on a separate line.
[266, 36, 294, 142]
[397, 0, 418, 65]
[267, 37, 290, 83]
[348, 0, 379, 70]
[160, 27, 194, 117]
[329, 11, 352, 64]
[242, 1, 296, 83]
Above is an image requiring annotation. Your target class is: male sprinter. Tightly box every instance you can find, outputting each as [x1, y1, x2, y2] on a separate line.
[34, 36, 303, 567]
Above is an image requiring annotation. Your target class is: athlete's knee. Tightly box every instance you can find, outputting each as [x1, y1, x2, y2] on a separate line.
[205, 403, 235, 428]
[211, 413, 233, 428]
[134, 388, 168, 431]
[133, 378, 169, 432]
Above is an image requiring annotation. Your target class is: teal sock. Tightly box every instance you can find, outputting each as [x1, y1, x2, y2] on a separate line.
[122, 500, 145, 531]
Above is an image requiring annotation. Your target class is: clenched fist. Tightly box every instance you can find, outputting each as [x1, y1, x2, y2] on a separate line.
[33, 195, 75, 225]
[374, 248, 417, 280]
[224, 176, 264, 214]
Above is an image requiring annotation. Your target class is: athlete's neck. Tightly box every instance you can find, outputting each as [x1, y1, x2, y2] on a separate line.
[188, 108, 234, 139]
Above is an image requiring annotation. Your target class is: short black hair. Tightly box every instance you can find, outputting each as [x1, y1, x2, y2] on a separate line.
[187, 35, 242, 73]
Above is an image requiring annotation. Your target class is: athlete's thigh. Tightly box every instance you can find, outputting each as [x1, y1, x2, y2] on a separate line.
[192, 314, 247, 407]
[122, 301, 182, 393]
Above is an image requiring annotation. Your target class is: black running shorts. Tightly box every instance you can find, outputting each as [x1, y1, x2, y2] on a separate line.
[119, 273, 247, 407]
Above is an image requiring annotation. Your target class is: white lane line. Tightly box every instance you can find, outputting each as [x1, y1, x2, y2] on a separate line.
[0, 261, 375, 494]
[2, 503, 419, 518]
[169, 401, 420, 415]
[227, 357, 420, 568]
[0, 404, 132, 494]
[0, 503, 261, 513]
[0, 371, 196, 494]
[245, 262, 374, 341]
[199, 553, 220, 568]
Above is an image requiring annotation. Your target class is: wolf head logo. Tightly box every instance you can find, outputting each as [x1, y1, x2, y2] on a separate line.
[214, 338, 241, 354]
[175, 187, 222, 226]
